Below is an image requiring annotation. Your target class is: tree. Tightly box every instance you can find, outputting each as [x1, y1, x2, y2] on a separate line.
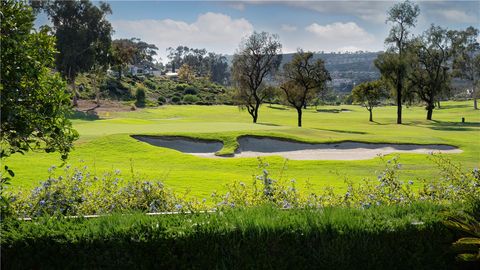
[279, 50, 331, 127]
[449, 27, 480, 109]
[178, 64, 195, 83]
[1, 0, 78, 176]
[351, 80, 387, 122]
[111, 39, 136, 80]
[40, 0, 113, 106]
[232, 32, 282, 123]
[383, 0, 420, 124]
[408, 25, 451, 120]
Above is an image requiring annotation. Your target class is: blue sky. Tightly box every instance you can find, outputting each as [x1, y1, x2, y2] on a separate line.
[36, 1, 480, 62]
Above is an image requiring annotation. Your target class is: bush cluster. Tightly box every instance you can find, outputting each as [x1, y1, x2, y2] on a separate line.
[5, 154, 479, 218]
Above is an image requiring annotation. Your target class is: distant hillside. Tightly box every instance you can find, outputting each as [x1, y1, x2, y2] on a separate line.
[227, 51, 382, 93]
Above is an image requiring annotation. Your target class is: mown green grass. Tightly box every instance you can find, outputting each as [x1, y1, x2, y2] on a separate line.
[6, 100, 480, 198]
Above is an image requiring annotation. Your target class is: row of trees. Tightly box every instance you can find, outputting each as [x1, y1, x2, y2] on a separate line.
[232, 32, 331, 127]
[166, 46, 230, 84]
[375, 0, 479, 123]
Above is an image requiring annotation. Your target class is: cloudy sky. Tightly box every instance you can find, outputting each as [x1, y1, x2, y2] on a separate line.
[37, 0, 480, 62]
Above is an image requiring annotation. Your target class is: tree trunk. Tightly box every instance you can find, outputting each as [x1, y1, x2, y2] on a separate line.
[436, 100, 441, 109]
[426, 108, 433, 120]
[475, 98, 478, 110]
[252, 103, 260, 123]
[70, 79, 78, 107]
[396, 80, 402, 124]
[473, 82, 478, 110]
[296, 107, 302, 127]
[369, 109, 373, 122]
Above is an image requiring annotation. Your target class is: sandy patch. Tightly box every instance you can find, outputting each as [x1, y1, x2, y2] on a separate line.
[133, 135, 462, 160]
[132, 135, 223, 154]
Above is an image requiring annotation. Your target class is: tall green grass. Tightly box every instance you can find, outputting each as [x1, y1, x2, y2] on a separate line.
[1, 203, 467, 269]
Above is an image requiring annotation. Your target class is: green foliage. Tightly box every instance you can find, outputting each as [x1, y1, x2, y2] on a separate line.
[1, 204, 460, 269]
[157, 96, 166, 105]
[135, 87, 146, 107]
[0, 0, 78, 164]
[175, 83, 189, 91]
[352, 80, 388, 121]
[171, 96, 181, 104]
[444, 210, 480, 263]
[182, 94, 200, 104]
[9, 165, 193, 217]
[280, 50, 331, 127]
[41, 0, 113, 84]
[184, 86, 198, 95]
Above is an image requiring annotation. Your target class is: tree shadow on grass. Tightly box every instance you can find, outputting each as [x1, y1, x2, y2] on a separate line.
[257, 122, 281, 127]
[427, 120, 480, 131]
[312, 128, 368, 135]
[267, 105, 289, 110]
[316, 108, 351, 113]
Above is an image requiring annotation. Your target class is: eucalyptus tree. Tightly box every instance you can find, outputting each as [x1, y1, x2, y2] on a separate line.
[409, 25, 452, 120]
[39, 0, 113, 106]
[232, 32, 282, 123]
[279, 50, 331, 127]
[381, 0, 420, 124]
[449, 27, 480, 109]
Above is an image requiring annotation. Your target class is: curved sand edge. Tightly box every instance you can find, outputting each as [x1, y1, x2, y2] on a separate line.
[132, 135, 462, 160]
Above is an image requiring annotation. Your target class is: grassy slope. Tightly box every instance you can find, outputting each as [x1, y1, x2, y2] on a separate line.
[7, 100, 480, 198]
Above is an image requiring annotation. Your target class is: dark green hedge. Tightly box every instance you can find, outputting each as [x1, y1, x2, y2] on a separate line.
[0, 204, 473, 269]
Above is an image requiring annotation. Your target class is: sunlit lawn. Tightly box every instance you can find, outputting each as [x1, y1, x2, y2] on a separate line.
[7, 100, 480, 198]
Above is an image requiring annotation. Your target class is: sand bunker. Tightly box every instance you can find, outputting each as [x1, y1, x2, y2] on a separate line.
[133, 135, 462, 160]
[132, 135, 223, 157]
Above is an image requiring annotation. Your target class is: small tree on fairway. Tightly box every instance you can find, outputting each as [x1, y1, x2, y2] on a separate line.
[351, 80, 387, 122]
[232, 31, 282, 123]
[279, 50, 331, 127]
[1, 0, 78, 178]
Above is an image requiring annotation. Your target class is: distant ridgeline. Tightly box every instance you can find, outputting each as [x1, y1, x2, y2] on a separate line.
[226, 51, 382, 93]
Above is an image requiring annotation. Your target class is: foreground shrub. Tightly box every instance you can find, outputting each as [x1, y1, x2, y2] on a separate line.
[5, 154, 479, 218]
[9, 166, 198, 217]
[134, 87, 146, 107]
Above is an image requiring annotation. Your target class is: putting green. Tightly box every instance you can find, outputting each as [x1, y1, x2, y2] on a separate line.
[6, 100, 480, 198]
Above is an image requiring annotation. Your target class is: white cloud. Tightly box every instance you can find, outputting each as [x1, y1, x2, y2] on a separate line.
[112, 12, 253, 62]
[304, 22, 376, 52]
[281, 24, 297, 32]
[286, 1, 390, 23]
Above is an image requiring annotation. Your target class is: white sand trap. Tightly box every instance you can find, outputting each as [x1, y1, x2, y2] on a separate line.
[235, 136, 462, 160]
[132, 135, 223, 157]
[133, 135, 461, 160]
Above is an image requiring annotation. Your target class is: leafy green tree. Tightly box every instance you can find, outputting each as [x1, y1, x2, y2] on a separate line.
[382, 0, 420, 124]
[232, 32, 282, 123]
[279, 50, 331, 127]
[1, 0, 78, 176]
[39, 0, 113, 106]
[351, 80, 388, 122]
[449, 27, 480, 109]
[408, 25, 451, 120]
[178, 64, 195, 83]
[111, 39, 136, 80]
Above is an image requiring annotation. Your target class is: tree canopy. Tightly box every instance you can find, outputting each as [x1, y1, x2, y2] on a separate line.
[39, 0, 113, 106]
[279, 50, 331, 127]
[232, 31, 282, 123]
[0, 0, 78, 173]
[383, 0, 420, 124]
[352, 80, 387, 122]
